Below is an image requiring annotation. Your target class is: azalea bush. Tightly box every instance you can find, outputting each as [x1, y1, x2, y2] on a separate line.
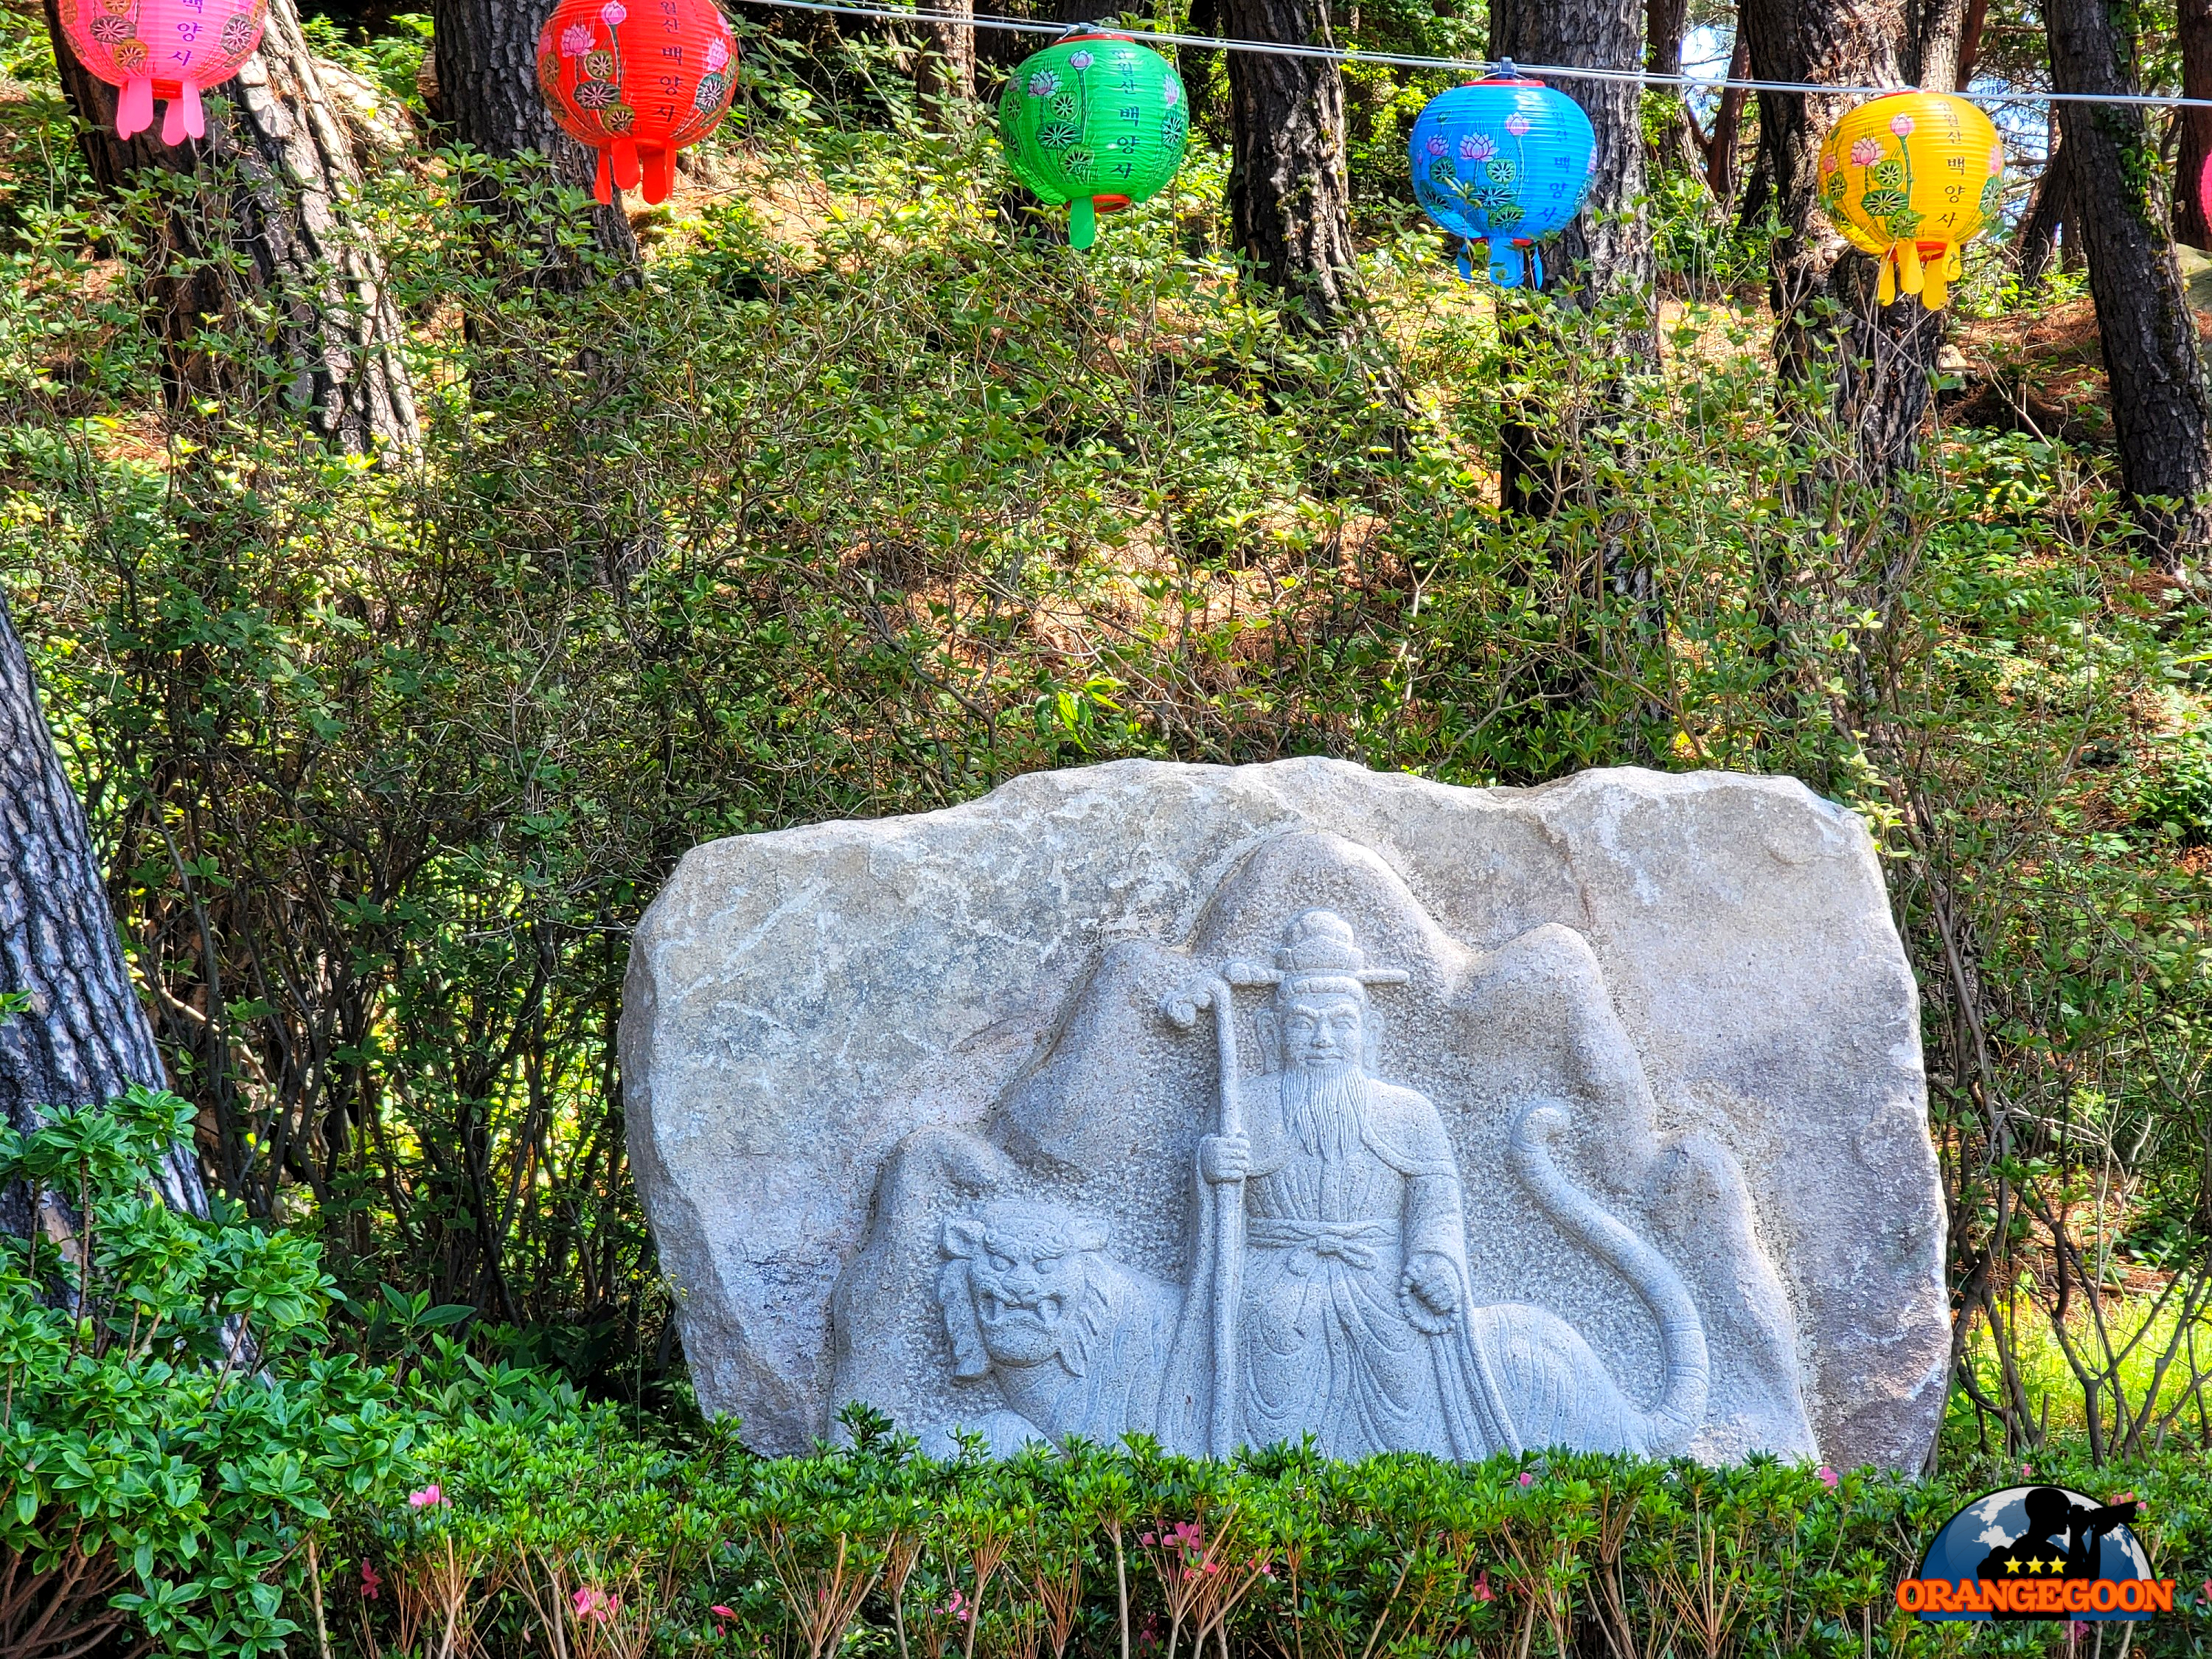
[312, 1406, 2212, 1659]
[0, 1088, 416, 1657]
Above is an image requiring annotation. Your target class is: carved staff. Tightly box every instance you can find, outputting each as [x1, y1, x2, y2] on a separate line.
[1162, 963, 1267, 1458]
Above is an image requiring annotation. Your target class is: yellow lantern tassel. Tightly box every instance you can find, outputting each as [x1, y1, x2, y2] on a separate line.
[1919, 244, 1950, 310]
[1944, 245, 1963, 282]
[1877, 249, 1897, 307]
[1895, 237, 1924, 299]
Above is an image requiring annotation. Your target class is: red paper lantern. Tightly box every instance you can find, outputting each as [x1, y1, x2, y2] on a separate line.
[55, 0, 266, 144]
[535, 0, 737, 206]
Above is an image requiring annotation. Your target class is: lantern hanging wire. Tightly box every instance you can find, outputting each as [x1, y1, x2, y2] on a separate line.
[720, 0, 2212, 111]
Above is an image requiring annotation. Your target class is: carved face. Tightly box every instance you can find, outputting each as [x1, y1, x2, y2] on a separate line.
[1277, 993, 1366, 1073]
[942, 1206, 1108, 1374]
[965, 1227, 1088, 1363]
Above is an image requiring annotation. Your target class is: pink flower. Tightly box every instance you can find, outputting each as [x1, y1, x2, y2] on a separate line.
[2073, 1621, 2092, 1640]
[1425, 135, 1447, 158]
[712, 1604, 737, 1621]
[407, 1484, 446, 1509]
[1988, 142, 2004, 174]
[2200, 1578, 2212, 1604]
[704, 35, 729, 69]
[2022, 1464, 2034, 1477]
[1473, 1568, 1495, 1603]
[574, 1586, 619, 1624]
[599, 0, 626, 21]
[1889, 112, 1914, 136]
[1460, 133, 1495, 161]
[1820, 150, 1837, 173]
[1067, 49, 1092, 67]
[560, 21, 592, 53]
[361, 1560, 382, 1600]
[1849, 136, 1880, 166]
[1504, 112, 1531, 136]
[1517, 1471, 1534, 1488]
[1139, 1531, 1157, 1546]
[1817, 1465, 1838, 1489]
[945, 1590, 971, 1623]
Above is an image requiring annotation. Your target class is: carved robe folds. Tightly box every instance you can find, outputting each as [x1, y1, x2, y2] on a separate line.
[1173, 1078, 1497, 1460]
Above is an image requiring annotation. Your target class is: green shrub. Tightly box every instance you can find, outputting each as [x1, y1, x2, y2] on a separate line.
[0, 1089, 415, 1657]
[2136, 728, 2212, 844]
[323, 1405, 2212, 1659]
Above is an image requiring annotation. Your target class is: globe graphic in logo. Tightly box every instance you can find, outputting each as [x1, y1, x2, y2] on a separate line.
[1917, 1486, 2154, 1622]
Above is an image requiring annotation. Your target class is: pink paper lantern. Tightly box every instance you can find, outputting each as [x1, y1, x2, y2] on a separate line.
[56, 0, 268, 144]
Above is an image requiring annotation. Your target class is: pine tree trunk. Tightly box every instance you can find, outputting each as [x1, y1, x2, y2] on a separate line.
[1222, 0, 1357, 324]
[2046, 0, 2212, 566]
[1954, 0, 1986, 86]
[2177, 0, 2212, 249]
[1902, 0, 1967, 93]
[1492, 0, 1653, 316]
[1741, 0, 1941, 479]
[1492, 0, 1655, 515]
[2018, 139, 2073, 285]
[1704, 33, 1750, 201]
[434, 0, 641, 275]
[1, 598, 206, 1232]
[914, 0, 977, 103]
[44, 0, 418, 455]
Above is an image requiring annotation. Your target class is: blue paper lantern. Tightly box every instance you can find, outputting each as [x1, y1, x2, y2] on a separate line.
[1408, 66, 1597, 288]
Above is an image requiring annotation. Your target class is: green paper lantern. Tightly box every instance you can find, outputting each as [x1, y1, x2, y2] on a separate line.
[999, 32, 1189, 248]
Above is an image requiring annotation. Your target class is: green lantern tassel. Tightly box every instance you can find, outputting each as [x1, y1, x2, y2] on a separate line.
[1069, 196, 1097, 249]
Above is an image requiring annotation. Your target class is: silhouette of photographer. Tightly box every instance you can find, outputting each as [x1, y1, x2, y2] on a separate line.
[1972, 1487, 2139, 1618]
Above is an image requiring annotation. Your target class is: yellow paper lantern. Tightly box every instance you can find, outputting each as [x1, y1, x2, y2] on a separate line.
[1818, 91, 2004, 310]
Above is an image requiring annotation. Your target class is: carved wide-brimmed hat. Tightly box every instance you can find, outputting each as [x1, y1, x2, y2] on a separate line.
[1239, 909, 1409, 1000]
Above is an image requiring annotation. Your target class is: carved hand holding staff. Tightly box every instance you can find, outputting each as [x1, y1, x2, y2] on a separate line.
[1161, 961, 1270, 1458]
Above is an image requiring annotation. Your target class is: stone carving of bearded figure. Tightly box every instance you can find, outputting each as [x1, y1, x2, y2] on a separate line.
[1162, 909, 1711, 1462]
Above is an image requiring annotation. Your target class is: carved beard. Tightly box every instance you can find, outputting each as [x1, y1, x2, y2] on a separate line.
[1283, 1060, 1371, 1160]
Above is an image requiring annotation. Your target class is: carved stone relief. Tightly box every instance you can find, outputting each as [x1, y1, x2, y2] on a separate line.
[846, 863, 1806, 1464]
[624, 761, 1947, 1468]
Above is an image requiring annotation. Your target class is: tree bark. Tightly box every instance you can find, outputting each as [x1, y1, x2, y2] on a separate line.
[1902, 0, 1967, 93]
[913, 0, 977, 105]
[1492, 0, 1656, 515]
[2045, 0, 2212, 566]
[1223, 0, 1357, 323]
[434, 0, 641, 276]
[1953, 0, 1986, 87]
[1493, 0, 1651, 316]
[1742, 0, 1943, 479]
[44, 0, 417, 456]
[2177, 0, 2212, 248]
[2018, 139, 2073, 285]
[1646, 0, 1685, 74]
[1703, 30, 1750, 201]
[1, 598, 206, 1231]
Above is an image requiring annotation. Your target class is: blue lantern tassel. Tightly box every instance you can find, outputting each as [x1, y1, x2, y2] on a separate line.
[1456, 240, 1475, 283]
[1489, 245, 1520, 287]
[1528, 247, 1543, 290]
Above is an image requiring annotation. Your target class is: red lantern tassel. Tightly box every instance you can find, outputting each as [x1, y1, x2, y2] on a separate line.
[641, 146, 673, 205]
[594, 149, 613, 205]
[611, 136, 641, 195]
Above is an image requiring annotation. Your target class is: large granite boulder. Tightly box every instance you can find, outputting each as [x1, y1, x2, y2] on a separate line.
[620, 760, 1947, 1470]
